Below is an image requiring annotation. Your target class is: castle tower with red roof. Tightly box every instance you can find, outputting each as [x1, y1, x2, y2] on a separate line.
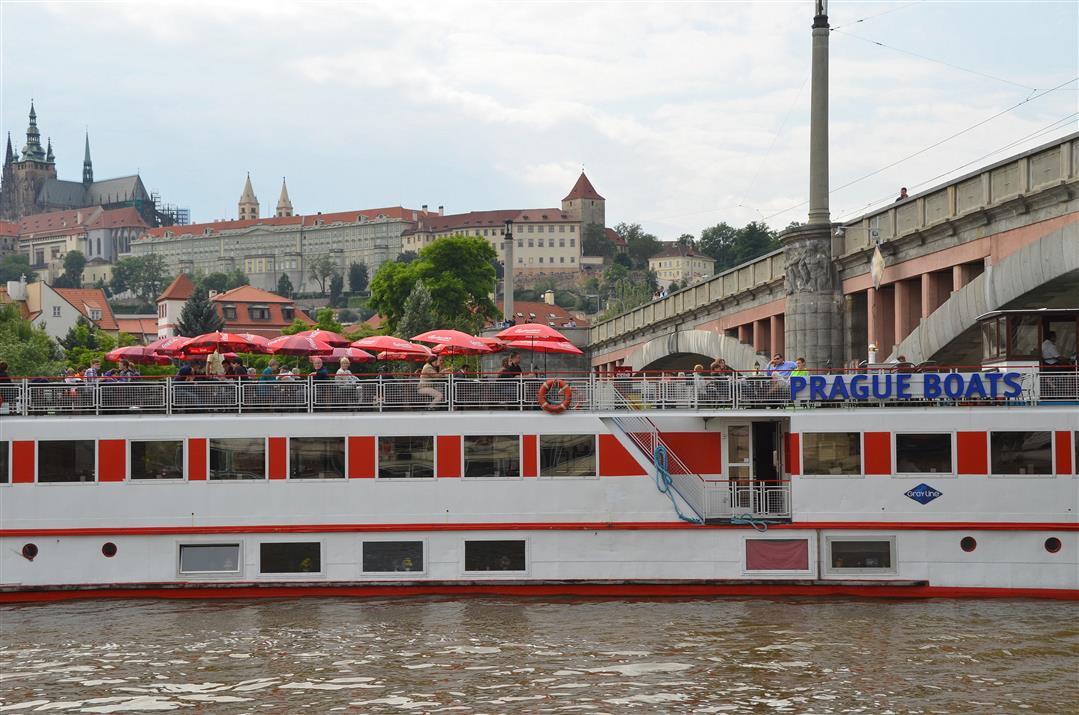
[561, 172, 605, 230]
[238, 173, 259, 220]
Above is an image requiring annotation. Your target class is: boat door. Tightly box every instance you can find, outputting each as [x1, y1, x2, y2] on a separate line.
[727, 424, 752, 510]
[728, 422, 783, 514]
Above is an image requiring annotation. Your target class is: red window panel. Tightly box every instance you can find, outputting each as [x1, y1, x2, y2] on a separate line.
[268, 437, 287, 480]
[348, 436, 376, 478]
[863, 432, 891, 476]
[522, 435, 538, 477]
[746, 539, 809, 570]
[956, 432, 988, 475]
[11, 441, 34, 483]
[785, 433, 800, 475]
[98, 440, 126, 482]
[1055, 431, 1073, 476]
[658, 432, 722, 475]
[187, 439, 207, 481]
[436, 435, 462, 478]
[598, 434, 647, 477]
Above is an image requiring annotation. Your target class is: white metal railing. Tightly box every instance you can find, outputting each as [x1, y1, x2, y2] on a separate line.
[0, 368, 1074, 417]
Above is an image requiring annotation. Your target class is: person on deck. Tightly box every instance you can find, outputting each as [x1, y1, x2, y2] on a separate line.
[418, 355, 447, 407]
[791, 357, 808, 378]
[310, 356, 330, 381]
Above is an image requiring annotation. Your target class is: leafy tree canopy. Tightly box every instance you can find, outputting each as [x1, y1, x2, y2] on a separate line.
[277, 272, 294, 298]
[0, 253, 36, 284]
[699, 220, 781, 273]
[175, 290, 225, 337]
[61, 250, 86, 288]
[581, 223, 614, 257]
[348, 262, 369, 294]
[329, 273, 344, 307]
[615, 222, 662, 269]
[111, 255, 169, 304]
[397, 281, 436, 340]
[307, 254, 338, 295]
[0, 303, 63, 377]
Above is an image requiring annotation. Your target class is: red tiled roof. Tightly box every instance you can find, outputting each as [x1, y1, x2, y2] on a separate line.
[0, 221, 19, 236]
[211, 285, 314, 332]
[210, 285, 294, 304]
[117, 317, 158, 339]
[651, 244, 714, 260]
[406, 208, 575, 236]
[85, 206, 148, 230]
[158, 274, 195, 302]
[52, 287, 119, 331]
[18, 207, 102, 236]
[491, 301, 587, 328]
[563, 173, 604, 202]
[605, 227, 626, 247]
[139, 206, 419, 240]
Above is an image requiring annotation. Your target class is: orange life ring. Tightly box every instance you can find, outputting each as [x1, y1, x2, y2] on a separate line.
[538, 378, 572, 413]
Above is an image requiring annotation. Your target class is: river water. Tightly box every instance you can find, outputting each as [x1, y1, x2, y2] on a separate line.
[0, 597, 1075, 713]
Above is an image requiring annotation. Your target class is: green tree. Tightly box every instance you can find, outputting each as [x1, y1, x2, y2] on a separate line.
[348, 262, 369, 294]
[699, 220, 780, 272]
[196, 272, 230, 295]
[175, 290, 224, 336]
[225, 268, 249, 290]
[397, 250, 418, 265]
[307, 254, 338, 295]
[367, 260, 415, 334]
[676, 233, 695, 248]
[62, 250, 86, 288]
[111, 255, 169, 303]
[277, 272, 294, 298]
[616, 222, 662, 269]
[582, 223, 614, 257]
[313, 307, 343, 333]
[329, 272, 344, 307]
[397, 281, 437, 339]
[0, 303, 63, 377]
[0, 253, 36, 283]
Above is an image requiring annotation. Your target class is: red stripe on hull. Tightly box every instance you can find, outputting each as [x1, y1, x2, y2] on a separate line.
[1, 582, 1075, 604]
[1, 521, 1076, 537]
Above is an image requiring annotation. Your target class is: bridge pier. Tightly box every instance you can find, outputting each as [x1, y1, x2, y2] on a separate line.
[781, 224, 843, 370]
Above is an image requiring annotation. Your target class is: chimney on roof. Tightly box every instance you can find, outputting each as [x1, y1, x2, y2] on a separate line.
[438, 205, 444, 216]
[208, 289, 218, 299]
[422, 204, 428, 212]
[543, 290, 556, 306]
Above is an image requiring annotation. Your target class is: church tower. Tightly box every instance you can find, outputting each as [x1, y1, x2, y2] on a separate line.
[561, 172, 605, 228]
[83, 133, 94, 184]
[275, 177, 293, 217]
[1, 102, 57, 220]
[238, 173, 259, 220]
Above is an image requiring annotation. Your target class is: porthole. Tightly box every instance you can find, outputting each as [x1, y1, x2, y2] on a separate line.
[102, 542, 118, 558]
[960, 536, 977, 553]
[21, 543, 38, 561]
[1045, 537, 1062, 554]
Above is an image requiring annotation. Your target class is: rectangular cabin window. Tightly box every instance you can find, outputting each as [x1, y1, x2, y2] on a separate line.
[209, 438, 266, 480]
[130, 440, 184, 480]
[990, 431, 1052, 475]
[895, 434, 952, 474]
[363, 541, 424, 573]
[828, 539, 895, 572]
[465, 540, 526, 572]
[179, 544, 241, 574]
[290, 437, 345, 479]
[802, 433, 861, 475]
[259, 542, 321, 574]
[378, 436, 434, 479]
[463, 436, 520, 478]
[745, 539, 809, 571]
[1008, 315, 1040, 358]
[38, 440, 95, 482]
[0, 441, 8, 483]
[539, 435, 596, 477]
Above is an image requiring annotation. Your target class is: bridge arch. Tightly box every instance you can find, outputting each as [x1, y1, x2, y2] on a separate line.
[626, 330, 765, 372]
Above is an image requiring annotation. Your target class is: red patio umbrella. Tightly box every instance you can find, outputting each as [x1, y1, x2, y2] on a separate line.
[325, 346, 375, 362]
[266, 334, 335, 356]
[234, 333, 272, 351]
[294, 329, 352, 347]
[495, 323, 570, 342]
[352, 335, 432, 357]
[149, 335, 193, 355]
[377, 351, 432, 362]
[411, 329, 493, 355]
[181, 332, 262, 355]
[506, 338, 583, 355]
[105, 345, 172, 365]
[476, 336, 506, 352]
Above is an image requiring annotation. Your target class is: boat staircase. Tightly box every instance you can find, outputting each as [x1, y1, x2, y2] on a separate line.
[604, 414, 792, 526]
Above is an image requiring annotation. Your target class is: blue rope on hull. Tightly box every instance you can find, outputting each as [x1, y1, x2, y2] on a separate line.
[653, 444, 705, 525]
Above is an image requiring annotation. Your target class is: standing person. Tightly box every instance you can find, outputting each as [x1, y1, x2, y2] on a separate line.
[418, 354, 446, 408]
[895, 187, 909, 202]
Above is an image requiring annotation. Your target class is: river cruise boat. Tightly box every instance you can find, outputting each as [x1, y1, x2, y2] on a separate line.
[0, 311, 1076, 602]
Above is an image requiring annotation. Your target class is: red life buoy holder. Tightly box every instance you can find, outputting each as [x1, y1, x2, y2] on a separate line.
[538, 379, 572, 413]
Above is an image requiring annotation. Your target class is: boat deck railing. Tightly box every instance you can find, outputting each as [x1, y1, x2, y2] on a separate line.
[0, 367, 1075, 417]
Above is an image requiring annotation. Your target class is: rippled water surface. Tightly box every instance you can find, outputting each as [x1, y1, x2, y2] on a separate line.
[1, 598, 1076, 713]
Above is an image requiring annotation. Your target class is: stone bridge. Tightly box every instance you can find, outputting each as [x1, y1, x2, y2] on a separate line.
[590, 131, 1079, 371]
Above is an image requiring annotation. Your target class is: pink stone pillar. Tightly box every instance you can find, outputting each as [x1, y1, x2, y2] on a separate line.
[738, 323, 752, 346]
[894, 279, 919, 344]
[770, 314, 784, 357]
[754, 319, 770, 354]
[921, 271, 950, 318]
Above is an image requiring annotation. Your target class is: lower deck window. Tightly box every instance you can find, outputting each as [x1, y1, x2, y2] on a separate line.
[259, 542, 321, 574]
[290, 437, 345, 479]
[209, 438, 265, 480]
[378, 436, 434, 479]
[540, 434, 595, 477]
[131, 440, 183, 480]
[746, 539, 809, 571]
[991, 431, 1052, 475]
[802, 433, 861, 475]
[895, 433, 952, 474]
[465, 540, 526, 572]
[179, 543, 240, 574]
[464, 436, 520, 477]
[0, 442, 7, 483]
[38, 440, 95, 482]
[829, 539, 894, 571]
[362, 541, 424, 572]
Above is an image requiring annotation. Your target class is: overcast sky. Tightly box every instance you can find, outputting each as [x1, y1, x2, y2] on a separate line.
[1, 1, 1076, 237]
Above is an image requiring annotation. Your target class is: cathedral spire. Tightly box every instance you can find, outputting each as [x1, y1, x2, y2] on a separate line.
[238, 172, 259, 220]
[45, 137, 55, 164]
[83, 132, 94, 184]
[4, 133, 13, 166]
[21, 100, 46, 162]
[275, 177, 293, 217]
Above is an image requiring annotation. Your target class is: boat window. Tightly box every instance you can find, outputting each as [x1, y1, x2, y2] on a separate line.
[377, 436, 434, 479]
[289, 437, 345, 479]
[745, 539, 809, 571]
[179, 544, 241, 574]
[38, 440, 95, 483]
[895, 434, 952, 474]
[463, 436, 520, 478]
[539, 434, 596, 477]
[980, 320, 998, 360]
[1007, 315, 1040, 357]
[362, 541, 424, 573]
[991, 431, 1052, 475]
[465, 540, 526, 572]
[130, 440, 184, 480]
[0, 442, 8, 484]
[209, 438, 266, 480]
[828, 539, 895, 572]
[259, 542, 321, 574]
[802, 433, 861, 476]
